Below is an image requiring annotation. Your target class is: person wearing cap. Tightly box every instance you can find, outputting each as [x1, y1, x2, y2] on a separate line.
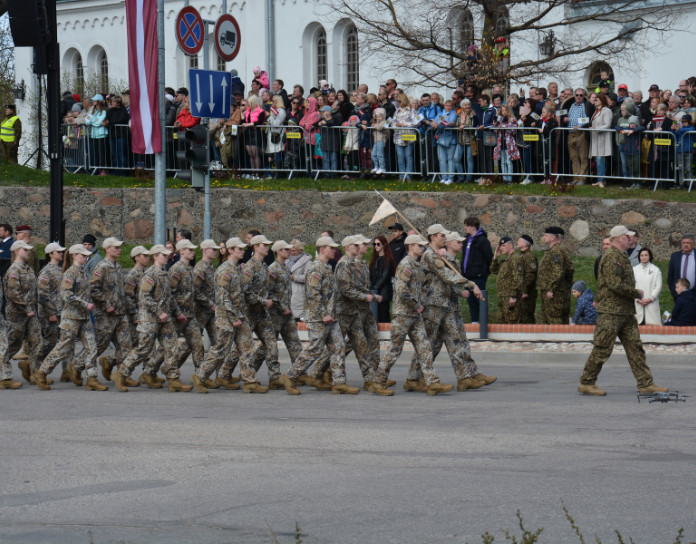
[579, 226, 669, 396]
[33, 245, 107, 391]
[241, 230, 275, 266]
[371, 234, 454, 396]
[193, 241, 220, 359]
[490, 236, 524, 324]
[117, 244, 191, 392]
[516, 235, 538, 324]
[570, 280, 597, 327]
[81, 234, 103, 276]
[617, 84, 629, 104]
[1, 105, 21, 164]
[280, 236, 358, 396]
[15, 226, 39, 275]
[388, 223, 408, 266]
[538, 227, 574, 325]
[0, 279, 17, 388]
[640, 84, 660, 126]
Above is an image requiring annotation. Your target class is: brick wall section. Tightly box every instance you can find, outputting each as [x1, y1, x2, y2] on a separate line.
[1, 187, 691, 260]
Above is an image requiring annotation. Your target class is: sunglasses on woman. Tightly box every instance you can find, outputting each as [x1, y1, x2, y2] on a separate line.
[374, 242, 382, 247]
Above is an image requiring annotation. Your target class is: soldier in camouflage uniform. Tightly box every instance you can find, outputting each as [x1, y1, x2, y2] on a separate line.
[516, 235, 538, 324]
[538, 227, 574, 325]
[280, 236, 359, 395]
[193, 240, 219, 351]
[0, 279, 21, 389]
[578, 226, 669, 396]
[371, 235, 454, 396]
[33, 245, 107, 391]
[113, 245, 192, 392]
[12, 226, 39, 363]
[191, 238, 266, 394]
[490, 236, 524, 324]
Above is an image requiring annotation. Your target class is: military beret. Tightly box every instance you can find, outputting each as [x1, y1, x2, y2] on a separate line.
[499, 236, 513, 245]
[545, 227, 565, 235]
[520, 234, 534, 246]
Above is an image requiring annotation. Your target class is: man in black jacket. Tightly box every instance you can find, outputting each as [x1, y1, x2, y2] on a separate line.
[273, 79, 291, 110]
[461, 217, 493, 323]
[667, 234, 696, 300]
[60, 91, 77, 119]
[388, 223, 407, 265]
[104, 95, 131, 175]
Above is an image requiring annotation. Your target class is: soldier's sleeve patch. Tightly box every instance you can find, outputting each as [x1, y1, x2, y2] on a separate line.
[194, 273, 204, 287]
[243, 270, 252, 284]
[124, 280, 135, 296]
[93, 270, 102, 276]
[141, 277, 155, 292]
[614, 264, 623, 275]
[530, 261, 538, 271]
[219, 272, 230, 288]
[169, 273, 180, 288]
[269, 273, 276, 279]
[436, 259, 445, 268]
[398, 269, 411, 282]
[38, 277, 49, 289]
[517, 264, 523, 272]
[7, 274, 18, 288]
[61, 277, 74, 290]
[553, 254, 559, 263]
[310, 272, 321, 287]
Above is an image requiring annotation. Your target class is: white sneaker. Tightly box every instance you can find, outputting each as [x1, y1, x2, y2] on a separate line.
[443, 179, 453, 185]
[370, 168, 377, 173]
[521, 177, 532, 185]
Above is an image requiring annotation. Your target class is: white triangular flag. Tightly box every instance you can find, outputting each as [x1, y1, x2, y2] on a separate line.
[369, 198, 399, 225]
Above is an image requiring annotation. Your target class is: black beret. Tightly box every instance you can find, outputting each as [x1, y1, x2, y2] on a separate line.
[545, 227, 565, 235]
[520, 234, 534, 245]
[499, 236, 513, 245]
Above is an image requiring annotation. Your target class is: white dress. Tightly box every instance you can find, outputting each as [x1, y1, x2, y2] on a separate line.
[633, 262, 662, 325]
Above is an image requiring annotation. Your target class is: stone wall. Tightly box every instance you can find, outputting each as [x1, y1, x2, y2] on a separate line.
[1, 187, 692, 259]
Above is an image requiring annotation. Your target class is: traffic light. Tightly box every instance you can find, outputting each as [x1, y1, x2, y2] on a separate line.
[176, 125, 209, 188]
[8, 0, 52, 47]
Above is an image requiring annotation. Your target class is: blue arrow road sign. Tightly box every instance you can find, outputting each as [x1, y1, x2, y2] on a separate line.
[188, 69, 232, 119]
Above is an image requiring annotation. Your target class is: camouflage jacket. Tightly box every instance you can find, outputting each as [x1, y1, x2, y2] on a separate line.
[37, 263, 63, 319]
[596, 247, 641, 316]
[60, 265, 93, 321]
[0, 280, 3, 323]
[242, 258, 270, 320]
[3, 261, 38, 320]
[267, 260, 292, 316]
[169, 260, 206, 319]
[124, 267, 145, 321]
[491, 253, 524, 298]
[355, 257, 373, 311]
[215, 260, 245, 329]
[303, 259, 336, 322]
[193, 260, 216, 314]
[538, 243, 574, 298]
[334, 255, 370, 316]
[446, 253, 464, 312]
[139, 265, 180, 323]
[520, 250, 538, 295]
[90, 259, 127, 317]
[27, 247, 40, 276]
[393, 254, 424, 317]
[420, 246, 471, 308]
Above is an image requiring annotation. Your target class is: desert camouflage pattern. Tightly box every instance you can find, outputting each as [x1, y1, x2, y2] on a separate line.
[36, 263, 64, 369]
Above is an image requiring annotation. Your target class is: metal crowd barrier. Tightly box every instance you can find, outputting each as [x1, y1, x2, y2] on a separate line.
[230, 124, 308, 179]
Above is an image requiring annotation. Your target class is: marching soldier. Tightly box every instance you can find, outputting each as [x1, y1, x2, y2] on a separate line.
[280, 236, 359, 395]
[191, 238, 265, 393]
[0, 279, 18, 389]
[193, 240, 219, 352]
[517, 235, 538, 324]
[1, 104, 22, 164]
[371, 235, 454, 396]
[578, 226, 669, 396]
[33, 245, 107, 391]
[491, 236, 524, 324]
[114, 244, 192, 392]
[15, 226, 39, 275]
[538, 226, 574, 324]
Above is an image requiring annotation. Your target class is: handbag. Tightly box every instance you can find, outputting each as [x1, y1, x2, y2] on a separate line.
[483, 130, 496, 147]
[471, 139, 478, 156]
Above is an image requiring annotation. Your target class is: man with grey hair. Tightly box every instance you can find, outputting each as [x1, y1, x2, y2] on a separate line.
[632, 90, 643, 107]
[667, 233, 696, 300]
[563, 87, 594, 184]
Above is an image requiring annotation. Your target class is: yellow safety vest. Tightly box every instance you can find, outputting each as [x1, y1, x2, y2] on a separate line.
[1, 116, 18, 142]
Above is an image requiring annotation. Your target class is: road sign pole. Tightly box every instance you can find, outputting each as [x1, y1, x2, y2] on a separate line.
[203, 21, 211, 240]
[155, 0, 166, 245]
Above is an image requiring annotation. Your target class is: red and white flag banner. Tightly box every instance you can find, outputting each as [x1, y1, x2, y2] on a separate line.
[125, 0, 161, 154]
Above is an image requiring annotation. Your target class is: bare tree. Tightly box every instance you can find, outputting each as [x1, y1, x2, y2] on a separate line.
[323, 0, 688, 90]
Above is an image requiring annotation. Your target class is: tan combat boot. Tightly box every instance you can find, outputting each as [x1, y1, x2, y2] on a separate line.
[155, 375, 166, 384]
[215, 376, 241, 390]
[268, 379, 285, 390]
[230, 375, 241, 384]
[139, 373, 163, 389]
[30, 374, 53, 385]
[111, 371, 129, 392]
[331, 383, 360, 395]
[363, 381, 374, 391]
[168, 378, 193, 392]
[125, 376, 140, 387]
[306, 376, 332, 391]
[243, 382, 269, 394]
[473, 373, 497, 385]
[386, 379, 397, 387]
[60, 369, 71, 382]
[85, 377, 108, 391]
[68, 363, 83, 386]
[296, 374, 309, 386]
[279, 374, 300, 395]
[323, 370, 333, 386]
[369, 381, 395, 396]
[577, 384, 607, 396]
[403, 379, 427, 392]
[427, 382, 454, 396]
[205, 379, 219, 389]
[457, 377, 486, 391]
[17, 360, 31, 382]
[638, 384, 669, 394]
[13, 349, 29, 360]
[0, 378, 23, 390]
[190, 374, 209, 393]
[99, 356, 113, 381]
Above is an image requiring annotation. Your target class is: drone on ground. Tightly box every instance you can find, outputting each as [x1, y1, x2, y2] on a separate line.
[636, 391, 688, 404]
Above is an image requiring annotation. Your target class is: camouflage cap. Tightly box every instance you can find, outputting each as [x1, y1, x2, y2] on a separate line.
[130, 246, 151, 258]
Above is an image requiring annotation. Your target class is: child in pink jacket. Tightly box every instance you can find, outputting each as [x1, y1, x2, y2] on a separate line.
[252, 66, 270, 90]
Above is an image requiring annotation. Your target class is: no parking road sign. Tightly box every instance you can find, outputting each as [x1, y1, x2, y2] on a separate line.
[214, 14, 241, 62]
[176, 6, 204, 56]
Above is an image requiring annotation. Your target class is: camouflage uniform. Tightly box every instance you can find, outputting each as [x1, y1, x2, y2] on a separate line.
[26, 247, 40, 276]
[519, 250, 538, 324]
[407, 246, 472, 382]
[286, 259, 347, 385]
[193, 259, 217, 348]
[266, 260, 303, 365]
[375, 255, 442, 386]
[580, 247, 654, 388]
[353, 256, 381, 372]
[0, 282, 8, 379]
[0, 261, 41, 380]
[197, 260, 258, 383]
[123, 266, 164, 371]
[39, 265, 99, 378]
[490, 253, 524, 324]
[169, 260, 206, 370]
[538, 243, 574, 324]
[73, 259, 133, 372]
[36, 263, 64, 371]
[118, 265, 181, 379]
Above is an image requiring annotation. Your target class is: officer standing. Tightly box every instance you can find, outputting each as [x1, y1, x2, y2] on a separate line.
[1, 105, 22, 164]
[578, 226, 669, 396]
[491, 236, 524, 324]
[517, 235, 538, 324]
[538, 226, 574, 324]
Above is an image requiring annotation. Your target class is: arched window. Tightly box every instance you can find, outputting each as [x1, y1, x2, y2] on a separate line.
[75, 53, 84, 91]
[99, 51, 108, 93]
[317, 29, 327, 83]
[346, 26, 359, 92]
[587, 61, 614, 92]
[459, 10, 475, 50]
[496, 7, 509, 39]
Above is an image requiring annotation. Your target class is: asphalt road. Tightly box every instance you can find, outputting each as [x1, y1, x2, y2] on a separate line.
[0, 348, 694, 544]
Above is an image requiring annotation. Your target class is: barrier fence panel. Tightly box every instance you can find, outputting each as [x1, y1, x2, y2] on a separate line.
[61, 124, 87, 173]
[227, 124, 308, 179]
[676, 132, 696, 192]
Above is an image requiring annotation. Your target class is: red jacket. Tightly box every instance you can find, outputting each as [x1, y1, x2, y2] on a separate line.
[177, 107, 200, 129]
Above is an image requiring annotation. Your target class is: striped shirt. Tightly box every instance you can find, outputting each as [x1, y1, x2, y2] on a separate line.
[568, 102, 587, 128]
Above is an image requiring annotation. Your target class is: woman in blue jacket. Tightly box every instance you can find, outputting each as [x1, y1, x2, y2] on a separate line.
[433, 100, 458, 185]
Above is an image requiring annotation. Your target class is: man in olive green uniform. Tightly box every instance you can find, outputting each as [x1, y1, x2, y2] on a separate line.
[538, 226, 574, 324]
[517, 235, 538, 324]
[490, 236, 524, 324]
[1, 105, 22, 164]
[578, 226, 669, 396]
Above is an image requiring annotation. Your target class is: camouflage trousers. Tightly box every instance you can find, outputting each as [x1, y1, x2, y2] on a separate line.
[196, 310, 217, 349]
[287, 321, 346, 385]
[198, 320, 258, 384]
[269, 309, 303, 365]
[375, 315, 441, 386]
[310, 311, 378, 382]
[119, 320, 179, 378]
[126, 319, 164, 373]
[497, 297, 520, 324]
[74, 313, 133, 371]
[0, 321, 9, 380]
[225, 314, 280, 382]
[40, 318, 98, 378]
[581, 313, 654, 388]
[519, 292, 537, 324]
[174, 317, 205, 370]
[36, 319, 64, 373]
[0, 315, 41, 381]
[408, 306, 472, 382]
[541, 294, 571, 325]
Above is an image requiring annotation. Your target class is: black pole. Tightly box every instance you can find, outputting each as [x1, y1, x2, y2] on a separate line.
[46, 0, 63, 245]
[479, 289, 489, 340]
[37, 76, 42, 170]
